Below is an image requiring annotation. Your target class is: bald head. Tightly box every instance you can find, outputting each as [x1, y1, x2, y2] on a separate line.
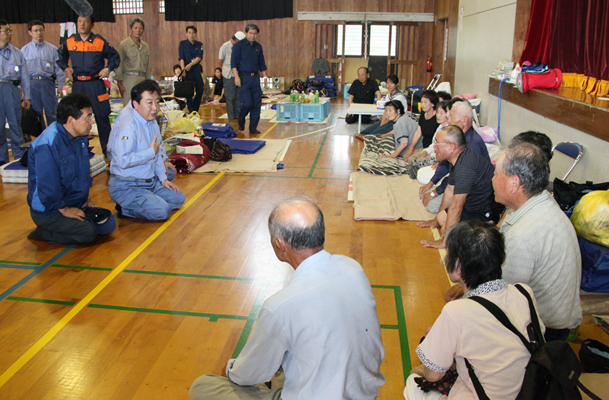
[268, 197, 325, 251]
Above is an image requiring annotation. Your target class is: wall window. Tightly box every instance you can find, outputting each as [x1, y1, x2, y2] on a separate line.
[113, 0, 143, 14]
[336, 25, 363, 57]
[336, 24, 398, 57]
[369, 25, 397, 57]
[158, 0, 165, 13]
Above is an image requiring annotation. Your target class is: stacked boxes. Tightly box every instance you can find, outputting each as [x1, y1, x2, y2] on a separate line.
[276, 98, 331, 122]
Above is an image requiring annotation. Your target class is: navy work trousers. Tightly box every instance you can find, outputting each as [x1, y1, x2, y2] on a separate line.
[72, 79, 111, 157]
[238, 73, 262, 132]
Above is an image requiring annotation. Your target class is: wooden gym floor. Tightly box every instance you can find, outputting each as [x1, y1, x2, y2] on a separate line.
[0, 97, 606, 399]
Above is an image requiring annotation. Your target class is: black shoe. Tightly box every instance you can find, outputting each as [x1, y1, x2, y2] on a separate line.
[27, 227, 45, 241]
[115, 204, 124, 219]
[250, 130, 261, 134]
[236, 126, 245, 133]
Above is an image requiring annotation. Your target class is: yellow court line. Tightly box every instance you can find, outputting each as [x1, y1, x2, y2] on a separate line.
[431, 227, 453, 285]
[258, 123, 277, 139]
[0, 172, 225, 388]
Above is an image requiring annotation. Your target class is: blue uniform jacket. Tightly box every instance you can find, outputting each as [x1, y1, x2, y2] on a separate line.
[27, 122, 92, 214]
[178, 39, 203, 74]
[231, 39, 267, 74]
[57, 33, 119, 77]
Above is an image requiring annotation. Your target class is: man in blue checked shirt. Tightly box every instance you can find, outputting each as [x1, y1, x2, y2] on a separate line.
[21, 20, 66, 128]
[231, 23, 268, 134]
[108, 80, 184, 221]
[0, 19, 30, 164]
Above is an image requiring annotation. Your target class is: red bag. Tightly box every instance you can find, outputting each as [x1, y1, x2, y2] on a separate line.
[517, 69, 562, 93]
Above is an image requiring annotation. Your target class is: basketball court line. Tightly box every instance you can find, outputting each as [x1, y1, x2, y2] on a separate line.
[0, 173, 225, 388]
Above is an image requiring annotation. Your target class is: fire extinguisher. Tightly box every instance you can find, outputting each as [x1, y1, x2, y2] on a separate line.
[426, 56, 432, 72]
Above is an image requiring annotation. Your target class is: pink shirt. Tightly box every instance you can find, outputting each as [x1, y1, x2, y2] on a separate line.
[417, 281, 545, 400]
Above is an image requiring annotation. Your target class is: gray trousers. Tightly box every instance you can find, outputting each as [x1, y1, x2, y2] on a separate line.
[190, 375, 282, 400]
[223, 77, 240, 121]
[30, 209, 98, 244]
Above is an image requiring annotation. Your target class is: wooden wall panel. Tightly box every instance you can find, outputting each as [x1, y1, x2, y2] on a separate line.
[7, 0, 437, 88]
[512, 0, 532, 63]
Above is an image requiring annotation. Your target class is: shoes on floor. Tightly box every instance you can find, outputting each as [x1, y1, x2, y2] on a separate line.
[27, 227, 45, 241]
[236, 126, 245, 133]
[115, 204, 124, 219]
[250, 130, 261, 134]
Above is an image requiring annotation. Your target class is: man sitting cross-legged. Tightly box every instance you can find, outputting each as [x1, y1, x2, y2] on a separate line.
[190, 197, 385, 400]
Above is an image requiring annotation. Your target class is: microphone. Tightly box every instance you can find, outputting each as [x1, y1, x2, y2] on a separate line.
[63, 0, 93, 17]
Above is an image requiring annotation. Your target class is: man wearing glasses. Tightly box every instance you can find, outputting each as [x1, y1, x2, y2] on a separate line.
[417, 125, 504, 248]
[27, 93, 114, 244]
[0, 19, 30, 165]
[21, 20, 66, 127]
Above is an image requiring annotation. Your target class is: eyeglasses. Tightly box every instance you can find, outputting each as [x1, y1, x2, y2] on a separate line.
[0, 29, 13, 34]
[82, 113, 95, 122]
[433, 140, 452, 147]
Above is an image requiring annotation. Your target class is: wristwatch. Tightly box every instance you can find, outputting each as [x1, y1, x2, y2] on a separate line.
[430, 191, 436, 198]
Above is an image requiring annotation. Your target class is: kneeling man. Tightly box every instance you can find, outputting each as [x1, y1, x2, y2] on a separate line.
[190, 197, 385, 400]
[27, 93, 115, 244]
[418, 125, 504, 248]
[108, 80, 185, 220]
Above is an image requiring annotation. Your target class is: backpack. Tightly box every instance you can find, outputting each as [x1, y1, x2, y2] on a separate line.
[202, 137, 232, 162]
[465, 284, 602, 400]
[21, 107, 43, 142]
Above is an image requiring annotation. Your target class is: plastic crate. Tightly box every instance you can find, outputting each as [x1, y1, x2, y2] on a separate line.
[276, 101, 301, 121]
[301, 102, 327, 122]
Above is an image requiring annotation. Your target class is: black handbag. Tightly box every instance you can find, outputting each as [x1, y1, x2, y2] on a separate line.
[580, 339, 609, 373]
[173, 70, 195, 98]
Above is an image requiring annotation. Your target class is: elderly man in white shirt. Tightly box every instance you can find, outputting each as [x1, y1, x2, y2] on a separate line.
[190, 197, 385, 400]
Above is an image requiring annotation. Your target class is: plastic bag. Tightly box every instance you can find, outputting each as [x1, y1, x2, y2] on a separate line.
[570, 189, 609, 247]
[166, 111, 200, 133]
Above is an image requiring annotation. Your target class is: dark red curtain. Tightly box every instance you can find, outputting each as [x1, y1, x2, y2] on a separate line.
[520, 0, 609, 81]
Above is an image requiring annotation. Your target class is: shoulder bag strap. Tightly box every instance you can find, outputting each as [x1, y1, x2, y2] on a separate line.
[464, 358, 490, 400]
[469, 296, 533, 352]
[513, 284, 546, 347]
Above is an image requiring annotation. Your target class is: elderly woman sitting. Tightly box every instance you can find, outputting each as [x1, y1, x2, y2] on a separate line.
[405, 220, 544, 400]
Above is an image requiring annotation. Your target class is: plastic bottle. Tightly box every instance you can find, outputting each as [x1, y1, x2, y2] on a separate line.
[315, 91, 319, 103]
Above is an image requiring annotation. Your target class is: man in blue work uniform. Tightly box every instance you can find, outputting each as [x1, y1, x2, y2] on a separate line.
[108, 80, 185, 221]
[21, 20, 66, 128]
[108, 100, 177, 182]
[231, 23, 268, 134]
[27, 93, 115, 244]
[178, 25, 204, 114]
[57, 15, 119, 157]
[0, 19, 30, 164]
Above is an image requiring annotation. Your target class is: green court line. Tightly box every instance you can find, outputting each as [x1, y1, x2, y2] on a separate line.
[308, 128, 331, 178]
[87, 304, 249, 321]
[123, 269, 257, 281]
[231, 281, 269, 358]
[7, 296, 75, 306]
[372, 284, 411, 384]
[51, 264, 113, 271]
[0, 260, 41, 266]
[7, 283, 410, 382]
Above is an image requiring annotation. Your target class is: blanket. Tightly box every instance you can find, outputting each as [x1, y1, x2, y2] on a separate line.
[169, 140, 211, 173]
[357, 134, 415, 176]
[351, 172, 436, 221]
[219, 139, 266, 154]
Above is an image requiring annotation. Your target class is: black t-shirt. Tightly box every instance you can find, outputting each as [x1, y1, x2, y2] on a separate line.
[212, 76, 223, 95]
[419, 113, 439, 148]
[348, 79, 379, 104]
[448, 148, 505, 220]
